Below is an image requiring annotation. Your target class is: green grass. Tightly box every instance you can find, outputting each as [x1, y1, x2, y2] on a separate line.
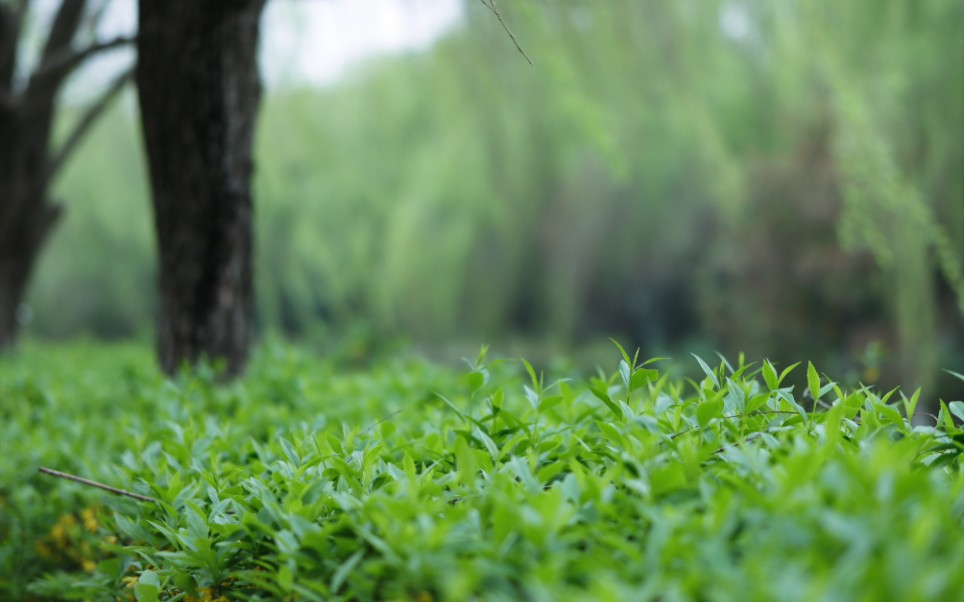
[1, 341, 962, 601]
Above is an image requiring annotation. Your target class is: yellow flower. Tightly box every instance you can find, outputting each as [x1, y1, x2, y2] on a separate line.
[81, 507, 99, 533]
[122, 576, 139, 589]
[82, 559, 96, 573]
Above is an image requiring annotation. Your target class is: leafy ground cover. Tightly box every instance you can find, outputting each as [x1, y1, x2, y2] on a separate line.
[1, 342, 962, 601]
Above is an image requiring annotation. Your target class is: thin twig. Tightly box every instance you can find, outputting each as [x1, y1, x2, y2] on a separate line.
[478, 0, 533, 65]
[713, 431, 764, 456]
[362, 409, 407, 434]
[669, 410, 799, 440]
[38, 466, 155, 504]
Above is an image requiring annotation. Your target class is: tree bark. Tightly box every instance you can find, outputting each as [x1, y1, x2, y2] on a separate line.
[136, 0, 266, 377]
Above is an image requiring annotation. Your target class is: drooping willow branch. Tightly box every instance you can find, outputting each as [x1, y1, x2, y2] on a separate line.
[38, 466, 155, 503]
[478, 0, 533, 65]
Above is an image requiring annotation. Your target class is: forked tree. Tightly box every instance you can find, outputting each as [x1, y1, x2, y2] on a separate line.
[0, 0, 132, 349]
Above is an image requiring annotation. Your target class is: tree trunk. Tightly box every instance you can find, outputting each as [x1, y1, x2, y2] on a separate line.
[136, 0, 266, 377]
[0, 189, 61, 349]
[0, 94, 62, 349]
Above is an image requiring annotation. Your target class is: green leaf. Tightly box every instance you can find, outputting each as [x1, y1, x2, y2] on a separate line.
[691, 354, 720, 389]
[944, 369, 964, 383]
[619, 360, 632, 390]
[948, 401, 964, 424]
[467, 371, 486, 393]
[278, 565, 294, 591]
[779, 362, 801, 384]
[454, 435, 476, 482]
[640, 357, 670, 367]
[807, 362, 821, 401]
[781, 391, 809, 421]
[326, 432, 344, 455]
[876, 403, 907, 428]
[185, 501, 208, 540]
[138, 570, 160, 588]
[596, 420, 625, 447]
[762, 360, 778, 391]
[280, 437, 300, 466]
[714, 351, 735, 374]
[938, 401, 956, 432]
[476, 344, 490, 366]
[746, 392, 770, 414]
[610, 338, 632, 366]
[587, 384, 623, 418]
[437, 393, 486, 429]
[697, 396, 724, 427]
[489, 387, 504, 411]
[521, 358, 540, 390]
[402, 452, 417, 481]
[630, 368, 659, 392]
[650, 464, 687, 496]
[523, 385, 540, 411]
[538, 394, 564, 412]
[474, 426, 500, 460]
[135, 571, 160, 602]
[331, 550, 364, 593]
[902, 388, 921, 421]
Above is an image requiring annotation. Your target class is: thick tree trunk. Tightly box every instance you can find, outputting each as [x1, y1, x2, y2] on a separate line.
[136, 0, 266, 377]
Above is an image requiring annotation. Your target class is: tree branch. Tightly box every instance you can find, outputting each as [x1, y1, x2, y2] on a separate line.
[46, 67, 133, 182]
[22, 0, 88, 103]
[478, 0, 533, 65]
[41, 0, 88, 64]
[38, 466, 156, 503]
[0, 2, 23, 92]
[31, 34, 136, 83]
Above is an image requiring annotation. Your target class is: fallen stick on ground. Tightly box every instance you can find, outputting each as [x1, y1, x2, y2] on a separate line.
[38, 466, 155, 503]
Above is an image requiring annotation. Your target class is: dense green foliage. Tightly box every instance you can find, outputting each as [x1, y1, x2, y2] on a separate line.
[2, 342, 963, 601]
[28, 0, 964, 396]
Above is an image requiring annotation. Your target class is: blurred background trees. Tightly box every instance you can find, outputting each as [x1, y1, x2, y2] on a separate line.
[12, 0, 964, 396]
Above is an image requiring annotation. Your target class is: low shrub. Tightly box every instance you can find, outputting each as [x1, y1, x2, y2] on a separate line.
[1, 342, 962, 601]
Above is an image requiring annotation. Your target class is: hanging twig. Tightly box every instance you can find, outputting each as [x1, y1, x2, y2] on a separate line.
[38, 466, 156, 504]
[478, 0, 533, 65]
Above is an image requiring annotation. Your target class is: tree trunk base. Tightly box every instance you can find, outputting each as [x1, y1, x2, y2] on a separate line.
[137, 0, 266, 377]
